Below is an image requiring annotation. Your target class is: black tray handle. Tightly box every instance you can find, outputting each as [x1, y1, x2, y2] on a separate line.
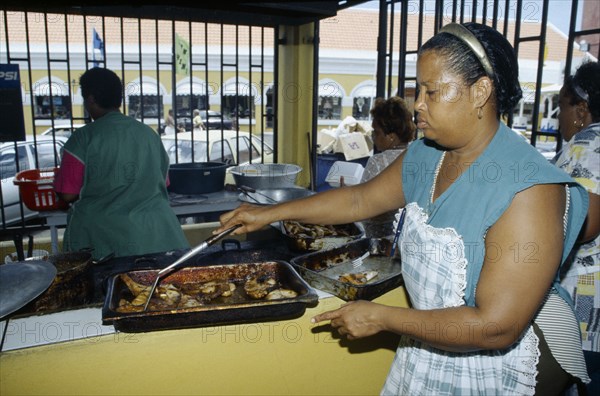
[220, 239, 242, 252]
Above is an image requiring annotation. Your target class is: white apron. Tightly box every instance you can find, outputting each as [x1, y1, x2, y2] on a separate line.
[381, 203, 539, 395]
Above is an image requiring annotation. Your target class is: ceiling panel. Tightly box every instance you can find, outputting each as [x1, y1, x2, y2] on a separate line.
[2, 1, 371, 27]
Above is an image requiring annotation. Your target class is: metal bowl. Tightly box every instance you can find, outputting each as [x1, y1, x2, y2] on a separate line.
[229, 164, 302, 189]
[238, 188, 314, 204]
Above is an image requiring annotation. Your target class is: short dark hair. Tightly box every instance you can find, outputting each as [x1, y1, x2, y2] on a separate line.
[79, 67, 123, 109]
[564, 61, 600, 122]
[419, 22, 522, 118]
[370, 96, 416, 144]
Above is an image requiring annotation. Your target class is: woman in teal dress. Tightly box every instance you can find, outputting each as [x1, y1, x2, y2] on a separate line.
[214, 23, 590, 394]
[54, 68, 189, 260]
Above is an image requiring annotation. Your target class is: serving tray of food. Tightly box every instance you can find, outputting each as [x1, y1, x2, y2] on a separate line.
[290, 238, 402, 301]
[279, 220, 364, 252]
[102, 261, 318, 332]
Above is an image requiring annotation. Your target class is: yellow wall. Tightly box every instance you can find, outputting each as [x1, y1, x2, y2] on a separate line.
[0, 288, 409, 395]
[276, 24, 315, 188]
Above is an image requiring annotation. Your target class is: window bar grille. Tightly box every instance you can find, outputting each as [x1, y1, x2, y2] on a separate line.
[395, 0, 409, 98]
[471, 0, 479, 22]
[154, 18, 161, 131]
[248, 25, 253, 141]
[139, 19, 145, 122]
[202, 21, 210, 154]
[187, 19, 200, 163]
[272, 25, 279, 163]
[190, 21, 212, 164]
[57, 12, 72, 168]
[433, 0, 444, 31]
[481, 0, 488, 24]
[234, 24, 241, 163]
[490, 0, 499, 31]
[386, 0, 396, 97]
[119, 17, 126, 118]
[42, 12, 53, 159]
[219, 24, 226, 162]
[170, 20, 178, 162]
[449, 0, 458, 23]
[375, 0, 386, 98]
[514, 0, 553, 149]
[156, 20, 168, 139]
[311, 21, 321, 190]
[564, 0, 600, 84]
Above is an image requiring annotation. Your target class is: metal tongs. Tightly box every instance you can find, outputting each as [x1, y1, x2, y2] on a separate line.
[238, 185, 279, 205]
[142, 224, 242, 311]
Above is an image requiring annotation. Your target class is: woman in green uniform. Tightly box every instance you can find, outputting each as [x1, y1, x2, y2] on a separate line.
[54, 67, 189, 260]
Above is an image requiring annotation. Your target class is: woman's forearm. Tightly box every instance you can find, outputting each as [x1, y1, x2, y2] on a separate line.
[379, 305, 527, 352]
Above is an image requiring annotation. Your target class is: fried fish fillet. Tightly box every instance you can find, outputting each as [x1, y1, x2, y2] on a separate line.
[338, 271, 379, 285]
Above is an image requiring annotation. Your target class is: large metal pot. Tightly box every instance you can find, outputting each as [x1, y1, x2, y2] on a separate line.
[168, 162, 228, 195]
[229, 163, 302, 189]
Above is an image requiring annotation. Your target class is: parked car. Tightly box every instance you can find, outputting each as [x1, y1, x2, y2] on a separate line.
[158, 117, 193, 135]
[1, 135, 68, 226]
[199, 110, 234, 130]
[41, 123, 85, 138]
[161, 130, 273, 184]
[261, 132, 274, 148]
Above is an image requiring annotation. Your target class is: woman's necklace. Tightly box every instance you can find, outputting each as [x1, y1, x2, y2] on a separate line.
[428, 151, 447, 212]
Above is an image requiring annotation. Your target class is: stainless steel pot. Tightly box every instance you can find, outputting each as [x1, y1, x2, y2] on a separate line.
[238, 187, 314, 204]
[229, 164, 302, 189]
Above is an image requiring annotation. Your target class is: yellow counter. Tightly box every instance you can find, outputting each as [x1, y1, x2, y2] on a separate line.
[0, 288, 409, 396]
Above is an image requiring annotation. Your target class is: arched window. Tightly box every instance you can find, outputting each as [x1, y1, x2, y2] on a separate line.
[125, 77, 166, 120]
[350, 82, 376, 121]
[32, 77, 72, 120]
[318, 79, 344, 120]
[174, 78, 211, 117]
[222, 78, 259, 120]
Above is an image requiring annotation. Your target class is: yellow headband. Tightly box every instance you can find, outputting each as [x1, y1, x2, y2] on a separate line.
[439, 23, 495, 78]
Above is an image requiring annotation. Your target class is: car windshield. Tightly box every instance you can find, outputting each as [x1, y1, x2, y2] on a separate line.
[162, 138, 208, 163]
[251, 135, 273, 154]
[201, 110, 227, 119]
[0, 145, 28, 179]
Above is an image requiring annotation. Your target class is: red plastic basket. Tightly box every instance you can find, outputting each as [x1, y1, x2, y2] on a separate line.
[13, 168, 69, 211]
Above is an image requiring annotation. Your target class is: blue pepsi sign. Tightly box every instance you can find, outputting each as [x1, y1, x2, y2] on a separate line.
[0, 64, 26, 142]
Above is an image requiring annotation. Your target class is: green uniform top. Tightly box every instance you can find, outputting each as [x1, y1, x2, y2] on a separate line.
[62, 111, 189, 259]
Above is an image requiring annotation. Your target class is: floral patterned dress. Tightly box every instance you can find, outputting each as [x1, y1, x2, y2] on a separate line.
[554, 122, 600, 353]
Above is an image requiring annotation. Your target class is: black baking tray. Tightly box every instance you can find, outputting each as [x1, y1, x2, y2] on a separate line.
[102, 261, 318, 333]
[290, 238, 403, 301]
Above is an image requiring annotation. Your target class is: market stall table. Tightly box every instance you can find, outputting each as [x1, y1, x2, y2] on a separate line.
[0, 287, 409, 395]
[1, 232, 408, 395]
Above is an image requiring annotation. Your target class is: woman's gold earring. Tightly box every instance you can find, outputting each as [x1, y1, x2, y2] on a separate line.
[477, 107, 483, 120]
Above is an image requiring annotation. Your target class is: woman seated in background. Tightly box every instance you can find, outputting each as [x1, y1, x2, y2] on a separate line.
[215, 22, 591, 394]
[554, 60, 600, 394]
[361, 96, 416, 238]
